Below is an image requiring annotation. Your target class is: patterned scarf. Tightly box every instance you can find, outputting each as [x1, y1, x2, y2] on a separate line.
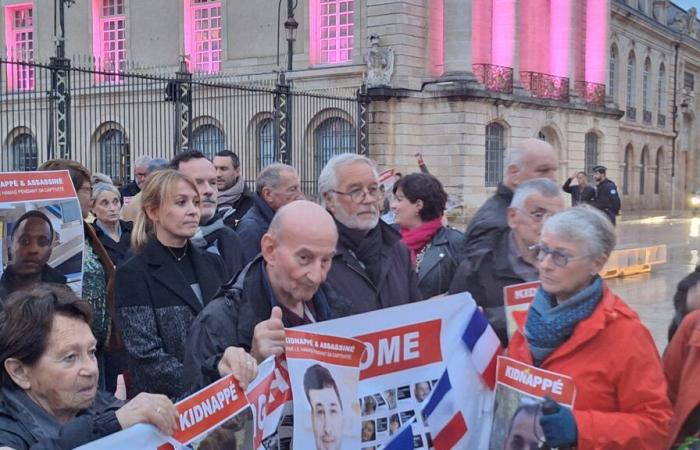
[525, 276, 603, 366]
[400, 217, 443, 265]
[217, 176, 245, 208]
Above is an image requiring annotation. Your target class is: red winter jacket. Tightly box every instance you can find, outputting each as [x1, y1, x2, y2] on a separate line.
[508, 285, 671, 449]
[664, 308, 700, 447]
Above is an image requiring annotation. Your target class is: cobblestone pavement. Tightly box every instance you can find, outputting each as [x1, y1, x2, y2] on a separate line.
[608, 213, 700, 353]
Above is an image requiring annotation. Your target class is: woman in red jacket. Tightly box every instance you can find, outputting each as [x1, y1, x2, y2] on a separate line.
[664, 307, 700, 448]
[507, 206, 671, 449]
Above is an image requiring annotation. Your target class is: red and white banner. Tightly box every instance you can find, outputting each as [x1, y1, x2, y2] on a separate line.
[503, 281, 540, 339]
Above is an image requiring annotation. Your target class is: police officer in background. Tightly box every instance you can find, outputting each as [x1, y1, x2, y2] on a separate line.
[590, 165, 621, 225]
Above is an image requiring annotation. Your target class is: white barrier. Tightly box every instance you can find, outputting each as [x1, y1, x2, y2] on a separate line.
[600, 245, 667, 279]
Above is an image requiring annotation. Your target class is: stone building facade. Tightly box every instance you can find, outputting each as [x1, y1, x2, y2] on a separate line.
[0, 0, 698, 217]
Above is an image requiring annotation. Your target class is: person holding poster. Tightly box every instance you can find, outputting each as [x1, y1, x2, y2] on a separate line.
[184, 200, 351, 391]
[507, 206, 672, 449]
[115, 170, 227, 399]
[0, 211, 67, 303]
[449, 178, 565, 346]
[0, 285, 179, 449]
[390, 173, 466, 299]
[318, 153, 421, 315]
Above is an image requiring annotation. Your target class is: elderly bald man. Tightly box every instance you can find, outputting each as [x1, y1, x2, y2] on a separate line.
[184, 200, 351, 391]
[465, 138, 558, 254]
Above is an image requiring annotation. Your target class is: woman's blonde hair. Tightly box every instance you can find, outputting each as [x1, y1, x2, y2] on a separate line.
[131, 169, 199, 252]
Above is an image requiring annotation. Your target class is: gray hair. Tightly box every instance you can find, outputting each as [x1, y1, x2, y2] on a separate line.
[147, 158, 168, 173]
[510, 178, 563, 209]
[91, 172, 113, 185]
[92, 182, 121, 201]
[542, 205, 616, 258]
[255, 163, 297, 193]
[134, 155, 153, 169]
[317, 153, 378, 207]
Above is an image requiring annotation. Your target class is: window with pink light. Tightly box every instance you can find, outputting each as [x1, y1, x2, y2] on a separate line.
[93, 0, 127, 83]
[310, 0, 354, 65]
[186, 0, 222, 74]
[4, 4, 34, 91]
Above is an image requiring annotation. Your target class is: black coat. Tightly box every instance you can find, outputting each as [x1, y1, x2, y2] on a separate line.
[115, 238, 227, 399]
[0, 387, 122, 450]
[562, 178, 596, 206]
[118, 181, 140, 199]
[464, 183, 513, 254]
[92, 220, 133, 268]
[219, 184, 255, 230]
[591, 178, 621, 225]
[184, 256, 352, 391]
[0, 265, 67, 305]
[448, 228, 528, 347]
[327, 221, 421, 315]
[236, 193, 275, 263]
[417, 227, 467, 299]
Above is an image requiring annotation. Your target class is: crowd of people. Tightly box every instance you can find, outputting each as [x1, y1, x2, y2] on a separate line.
[0, 140, 696, 449]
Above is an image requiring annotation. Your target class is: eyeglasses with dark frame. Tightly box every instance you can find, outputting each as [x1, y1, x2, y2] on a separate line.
[332, 185, 380, 203]
[529, 244, 590, 268]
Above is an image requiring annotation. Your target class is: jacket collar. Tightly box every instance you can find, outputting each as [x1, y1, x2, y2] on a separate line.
[252, 193, 275, 224]
[496, 183, 514, 202]
[143, 238, 218, 313]
[416, 226, 447, 281]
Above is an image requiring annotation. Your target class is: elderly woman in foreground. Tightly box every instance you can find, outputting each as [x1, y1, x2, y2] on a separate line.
[0, 285, 178, 450]
[507, 206, 671, 449]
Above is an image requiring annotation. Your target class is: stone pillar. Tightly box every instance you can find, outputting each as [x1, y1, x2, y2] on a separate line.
[441, 0, 475, 80]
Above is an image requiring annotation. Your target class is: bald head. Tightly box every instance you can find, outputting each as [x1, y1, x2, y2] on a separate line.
[261, 201, 338, 308]
[504, 138, 559, 189]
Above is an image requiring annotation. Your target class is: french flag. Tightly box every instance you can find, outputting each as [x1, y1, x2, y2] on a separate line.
[422, 370, 469, 450]
[462, 307, 502, 389]
[382, 418, 416, 450]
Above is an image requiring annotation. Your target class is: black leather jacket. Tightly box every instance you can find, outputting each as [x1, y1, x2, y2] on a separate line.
[416, 226, 466, 299]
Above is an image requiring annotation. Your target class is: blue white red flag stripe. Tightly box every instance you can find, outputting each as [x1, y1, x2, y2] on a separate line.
[383, 417, 416, 450]
[432, 412, 468, 450]
[423, 370, 450, 417]
[462, 308, 502, 389]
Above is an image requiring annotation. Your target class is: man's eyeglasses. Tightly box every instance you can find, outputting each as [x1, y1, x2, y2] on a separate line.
[529, 244, 589, 268]
[332, 186, 380, 203]
[513, 207, 554, 223]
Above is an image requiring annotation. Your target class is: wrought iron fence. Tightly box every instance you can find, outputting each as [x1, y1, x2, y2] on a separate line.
[472, 64, 513, 94]
[626, 106, 637, 121]
[574, 81, 606, 106]
[643, 110, 652, 125]
[658, 114, 666, 127]
[520, 71, 569, 102]
[0, 58, 369, 196]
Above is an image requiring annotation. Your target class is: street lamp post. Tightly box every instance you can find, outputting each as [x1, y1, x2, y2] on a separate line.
[284, 0, 298, 71]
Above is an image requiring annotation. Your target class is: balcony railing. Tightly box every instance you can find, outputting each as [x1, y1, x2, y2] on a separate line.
[472, 64, 514, 94]
[574, 81, 606, 106]
[643, 110, 652, 124]
[520, 71, 569, 101]
[626, 106, 637, 121]
[658, 114, 666, 127]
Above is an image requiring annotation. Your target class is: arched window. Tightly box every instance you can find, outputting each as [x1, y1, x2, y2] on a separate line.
[643, 58, 651, 115]
[640, 146, 649, 195]
[654, 148, 663, 194]
[627, 51, 636, 117]
[99, 129, 127, 181]
[10, 132, 37, 171]
[258, 119, 276, 170]
[657, 63, 666, 124]
[609, 45, 617, 99]
[315, 117, 356, 169]
[623, 144, 633, 195]
[584, 132, 599, 176]
[485, 122, 505, 187]
[192, 124, 226, 159]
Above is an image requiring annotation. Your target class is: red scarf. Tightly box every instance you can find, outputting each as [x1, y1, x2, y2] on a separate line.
[400, 217, 444, 265]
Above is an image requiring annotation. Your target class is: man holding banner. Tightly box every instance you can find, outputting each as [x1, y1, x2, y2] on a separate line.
[184, 200, 352, 391]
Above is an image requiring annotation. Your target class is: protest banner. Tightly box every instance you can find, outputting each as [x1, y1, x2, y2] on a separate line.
[0, 171, 84, 296]
[293, 293, 501, 450]
[489, 356, 576, 450]
[247, 356, 292, 450]
[285, 329, 366, 450]
[503, 281, 540, 340]
[77, 374, 250, 450]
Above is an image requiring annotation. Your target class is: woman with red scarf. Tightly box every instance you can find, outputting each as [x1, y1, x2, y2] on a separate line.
[391, 173, 466, 299]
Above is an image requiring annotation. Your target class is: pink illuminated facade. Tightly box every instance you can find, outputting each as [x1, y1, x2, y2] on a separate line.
[309, 0, 353, 65]
[4, 3, 33, 91]
[184, 0, 222, 73]
[92, 0, 126, 83]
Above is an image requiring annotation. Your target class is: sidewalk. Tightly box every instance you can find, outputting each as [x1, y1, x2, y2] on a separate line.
[619, 209, 693, 223]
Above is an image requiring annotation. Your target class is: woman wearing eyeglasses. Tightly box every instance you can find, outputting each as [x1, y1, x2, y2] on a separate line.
[507, 206, 671, 449]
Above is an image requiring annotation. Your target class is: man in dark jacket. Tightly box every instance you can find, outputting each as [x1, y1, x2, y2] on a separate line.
[590, 165, 621, 225]
[449, 178, 565, 346]
[464, 138, 558, 255]
[184, 200, 351, 390]
[172, 151, 246, 279]
[236, 163, 305, 263]
[118, 155, 151, 199]
[318, 153, 421, 315]
[0, 211, 66, 304]
[562, 171, 595, 206]
[213, 150, 254, 229]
